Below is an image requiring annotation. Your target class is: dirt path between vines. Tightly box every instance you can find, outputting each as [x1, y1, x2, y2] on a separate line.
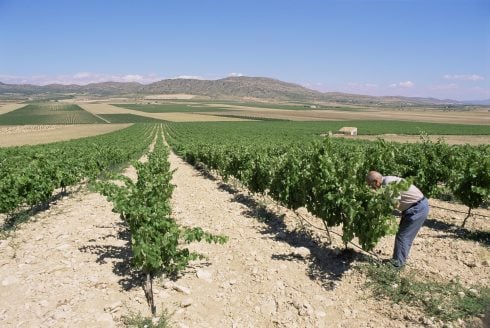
[0, 148, 154, 327]
[158, 152, 489, 328]
[162, 152, 389, 327]
[0, 148, 488, 327]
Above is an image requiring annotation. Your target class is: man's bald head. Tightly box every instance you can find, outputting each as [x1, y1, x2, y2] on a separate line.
[366, 171, 383, 189]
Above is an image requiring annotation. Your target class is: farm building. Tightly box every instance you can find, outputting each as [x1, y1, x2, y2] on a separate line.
[338, 127, 358, 136]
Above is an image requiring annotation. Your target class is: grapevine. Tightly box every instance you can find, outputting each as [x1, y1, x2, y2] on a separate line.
[164, 122, 489, 251]
[97, 127, 227, 315]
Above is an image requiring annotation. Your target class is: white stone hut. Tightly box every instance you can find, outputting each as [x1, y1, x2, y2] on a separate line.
[338, 127, 358, 136]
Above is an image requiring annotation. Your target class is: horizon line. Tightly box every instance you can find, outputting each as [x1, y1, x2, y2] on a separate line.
[0, 75, 488, 103]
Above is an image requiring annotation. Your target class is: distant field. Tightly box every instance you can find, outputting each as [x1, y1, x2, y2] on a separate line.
[3, 101, 487, 127]
[76, 101, 490, 125]
[205, 101, 363, 111]
[146, 112, 252, 122]
[0, 124, 130, 147]
[80, 103, 250, 122]
[109, 100, 486, 125]
[203, 113, 286, 121]
[0, 103, 105, 125]
[113, 103, 230, 113]
[199, 106, 490, 125]
[327, 120, 490, 135]
[0, 103, 26, 115]
[167, 121, 490, 141]
[99, 114, 166, 123]
[145, 99, 361, 111]
[79, 103, 135, 114]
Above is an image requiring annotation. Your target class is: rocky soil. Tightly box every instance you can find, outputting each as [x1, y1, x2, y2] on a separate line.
[0, 149, 488, 327]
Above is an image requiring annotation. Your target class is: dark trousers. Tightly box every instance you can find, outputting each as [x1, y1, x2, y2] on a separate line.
[393, 198, 429, 266]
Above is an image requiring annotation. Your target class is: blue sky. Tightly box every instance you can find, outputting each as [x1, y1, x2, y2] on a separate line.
[0, 0, 488, 100]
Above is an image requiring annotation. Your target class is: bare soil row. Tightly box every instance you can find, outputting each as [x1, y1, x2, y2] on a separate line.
[0, 149, 488, 327]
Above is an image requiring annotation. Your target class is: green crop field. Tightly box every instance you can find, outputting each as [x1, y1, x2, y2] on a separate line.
[113, 103, 230, 113]
[214, 101, 362, 111]
[165, 119, 489, 249]
[166, 120, 490, 141]
[0, 103, 106, 125]
[99, 114, 166, 123]
[144, 100, 360, 111]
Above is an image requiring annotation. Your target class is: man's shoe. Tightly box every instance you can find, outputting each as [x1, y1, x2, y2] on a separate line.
[382, 259, 404, 270]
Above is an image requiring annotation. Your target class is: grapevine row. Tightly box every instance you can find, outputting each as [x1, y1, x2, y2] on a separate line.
[0, 124, 156, 222]
[164, 122, 489, 251]
[97, 126, 227, 315]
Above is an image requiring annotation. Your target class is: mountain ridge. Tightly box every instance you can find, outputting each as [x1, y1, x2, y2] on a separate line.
[0, 76, 479, 106]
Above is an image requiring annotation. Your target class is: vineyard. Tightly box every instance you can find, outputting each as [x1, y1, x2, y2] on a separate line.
[0, 103, 106, 125]
[113, 103, 231, 113]
[165, 122, 489, 233]
[96, 128, 227, 315]
[0, 123, 230, 319]
[0, 121, 488, 327]
[0, 124, 132, 147]
[163, 121, 490, 324]
[98, 114, 166, 123]
[0, 124, 154, 227]
[164, 120, 490, 136]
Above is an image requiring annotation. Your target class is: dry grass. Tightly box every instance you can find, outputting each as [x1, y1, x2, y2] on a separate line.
[76, 102, 490, 124]
[80, 103, 252, 122]
[0, 124, 131, 147]
[0, 103, 26, 115]
[144, 112, 252, 122]
[143, 94, 196, 100]
[79, 103, 134, 114]
[203, 105, 490, 125]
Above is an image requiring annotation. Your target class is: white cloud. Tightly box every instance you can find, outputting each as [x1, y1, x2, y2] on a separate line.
[389, 81, 414, 88]
[312, 82, 380, 95]
[171, 75, 204, 80]
[73, 72, 91, 79]
[305, 79, 488, 100]
[0, 73, 245, 85]
[443, 74, 484, 81]
[0, 72, 163, 85]
[399, 81, 414, 88]
[346, 82, 378, 88]
[301, 81, 327, 91]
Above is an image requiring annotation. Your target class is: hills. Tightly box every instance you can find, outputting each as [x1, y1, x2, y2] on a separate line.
[0, 76, 481, 106]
